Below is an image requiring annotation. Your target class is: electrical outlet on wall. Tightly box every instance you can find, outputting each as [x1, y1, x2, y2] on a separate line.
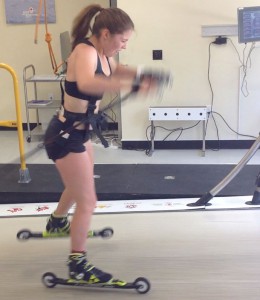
[153, 50, 163, 60]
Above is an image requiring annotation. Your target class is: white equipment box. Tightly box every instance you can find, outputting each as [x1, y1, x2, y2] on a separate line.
[149, 106, 208, 121]
[148, 106, 210, 156]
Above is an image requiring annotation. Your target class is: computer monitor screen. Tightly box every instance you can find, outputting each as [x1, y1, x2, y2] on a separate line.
[60, 31, 71, 73]
[238, 6, 260, 43]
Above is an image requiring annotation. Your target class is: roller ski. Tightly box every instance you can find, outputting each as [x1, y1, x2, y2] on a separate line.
[42, 272, 150, 294]
[16, 227, 113, 240]
[17, 213, 113, 240]
[42, 253, 150, 294]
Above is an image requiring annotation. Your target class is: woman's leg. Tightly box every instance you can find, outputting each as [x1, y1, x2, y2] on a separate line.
[47, 141, 94, 233]
[54, 188, 75, 215]
[85, 140, 94, 167]
[54, 145, 112, 283]
[55, 150, 96, 252]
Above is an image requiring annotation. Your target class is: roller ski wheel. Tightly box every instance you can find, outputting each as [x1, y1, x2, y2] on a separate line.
[94, 227, 114, 239]
[42, 272, 150, 294]
[42, 272, 57, 288]
[133, 277, 151, 294]
[16, 229, 32, 240]
[16, 227, 114, 241]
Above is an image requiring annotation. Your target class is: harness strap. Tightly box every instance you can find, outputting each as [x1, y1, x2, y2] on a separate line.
[60, 77, 65, 106]
[87, 105, 109, 148]
[88, 116, 109, 148]
[58, 79, 108, 147]
[52, 80, 144, 149]
[47, 99, 108, 150]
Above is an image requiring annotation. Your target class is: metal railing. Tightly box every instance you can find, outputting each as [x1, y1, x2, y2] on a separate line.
[0, 63, 31, 183]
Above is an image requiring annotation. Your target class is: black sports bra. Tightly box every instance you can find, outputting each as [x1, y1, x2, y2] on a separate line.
[65, 39, 112, 103]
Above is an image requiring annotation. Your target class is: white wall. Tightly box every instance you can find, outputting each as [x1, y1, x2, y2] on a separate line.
[0, 0, 109, 123]
[1, 0, 259, 142]
[117, 0, 260, 141]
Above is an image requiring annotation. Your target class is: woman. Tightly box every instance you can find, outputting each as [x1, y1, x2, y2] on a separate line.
[44, 4, 153, 283]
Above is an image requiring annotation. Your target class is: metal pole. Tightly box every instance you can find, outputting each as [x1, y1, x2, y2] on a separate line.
[188, 133, 260, 207]
[0, 63, 31, 183]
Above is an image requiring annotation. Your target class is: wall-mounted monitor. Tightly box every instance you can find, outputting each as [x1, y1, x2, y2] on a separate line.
[238, 6, 260, 43]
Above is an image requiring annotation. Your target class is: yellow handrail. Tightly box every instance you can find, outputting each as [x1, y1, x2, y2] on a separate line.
[0, 120, 17, 127]
[0, 63, 31, 183]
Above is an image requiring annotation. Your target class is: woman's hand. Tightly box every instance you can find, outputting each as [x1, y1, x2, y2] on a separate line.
[131, 68, 173, 96]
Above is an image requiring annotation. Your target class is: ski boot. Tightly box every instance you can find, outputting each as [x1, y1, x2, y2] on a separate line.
[68, 253, 113, 283]
[46, 213, 71, 235]
[42, 253, 150, 293]
[17, 213, 113, 240]
[46, 213, 70, 236]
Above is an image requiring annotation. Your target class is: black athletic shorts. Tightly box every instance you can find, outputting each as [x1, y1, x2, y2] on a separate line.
[44, 116, 90, 161]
